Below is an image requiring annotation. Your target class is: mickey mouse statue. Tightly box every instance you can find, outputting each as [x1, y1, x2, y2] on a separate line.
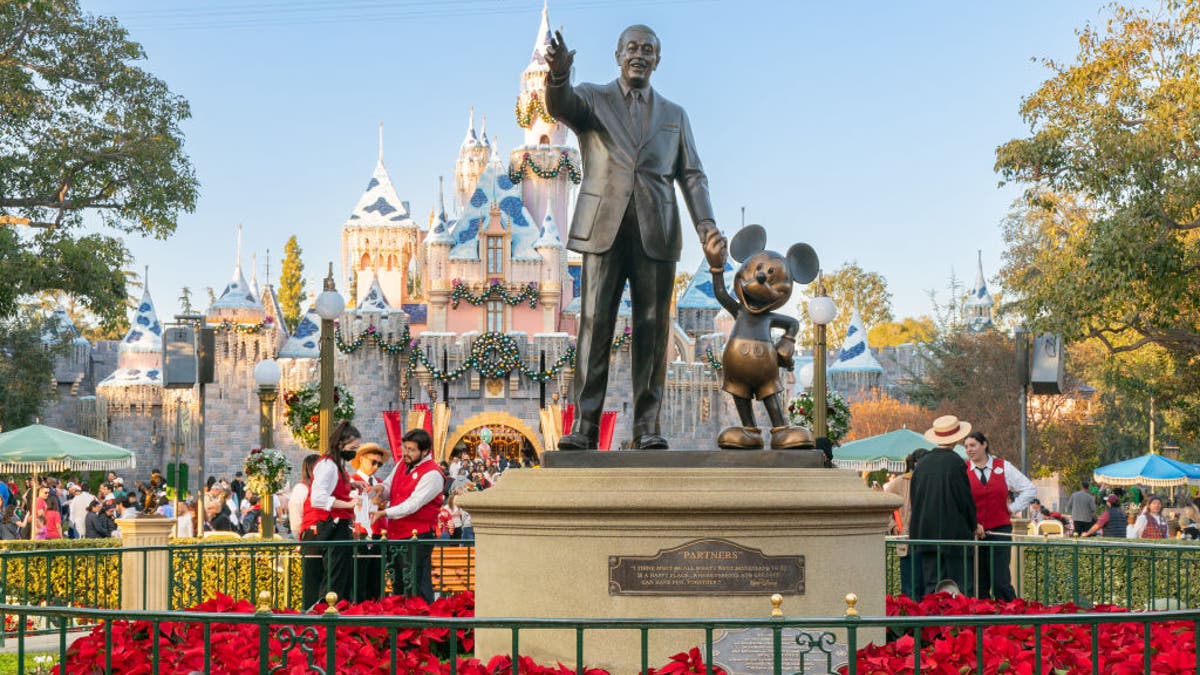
[707, 225, 820, 449]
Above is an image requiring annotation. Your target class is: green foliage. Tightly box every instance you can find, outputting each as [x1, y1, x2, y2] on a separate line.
[168, 539, 304, 610]
[995, 2, 1200, 390]
[0, 0, 196, 325]
[1020, 538, 1200, 609]
[795, 261, 893, 349]
[278, 236, 307, 332]
[0, 310, 68, 430]
[0, 539, 122, 607]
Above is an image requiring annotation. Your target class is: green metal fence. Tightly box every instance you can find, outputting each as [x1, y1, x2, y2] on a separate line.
[887, 535, 1200, 608]
[0, 599, 1197, 674]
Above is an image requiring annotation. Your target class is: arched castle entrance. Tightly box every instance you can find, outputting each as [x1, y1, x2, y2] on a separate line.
[443, 412, 544, 462]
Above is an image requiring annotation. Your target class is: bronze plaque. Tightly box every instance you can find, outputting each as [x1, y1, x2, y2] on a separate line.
[608, 538, 804, 596]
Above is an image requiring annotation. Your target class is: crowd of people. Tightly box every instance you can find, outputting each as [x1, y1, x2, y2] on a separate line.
[886, 414, 1200, 602]
[0, 471, 172, 540]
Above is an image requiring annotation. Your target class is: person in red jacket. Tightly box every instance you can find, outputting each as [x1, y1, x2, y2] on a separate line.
[376, 429, 444, 602]
[299, 421, 363, 610]
[964, 430, 1037, 601]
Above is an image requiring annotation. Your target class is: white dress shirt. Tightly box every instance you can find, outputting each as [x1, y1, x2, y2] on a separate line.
[287, 483, 309, 535]
[309, 458, 341, 511]
[379, 456, 444, 519]
[972, 456, 1038, 515]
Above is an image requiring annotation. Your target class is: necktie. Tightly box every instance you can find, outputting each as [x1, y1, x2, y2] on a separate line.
[977, 468, 988, 485]
[629, 90, 645, 141]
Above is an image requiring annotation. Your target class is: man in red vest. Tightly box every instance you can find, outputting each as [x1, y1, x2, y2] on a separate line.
[376, 429, 444, 602]
[964, 430, 1037, 601]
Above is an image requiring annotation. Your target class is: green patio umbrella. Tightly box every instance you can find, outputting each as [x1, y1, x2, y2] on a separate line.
[0, 424, 136, 473]
[833, 428, 966, 473]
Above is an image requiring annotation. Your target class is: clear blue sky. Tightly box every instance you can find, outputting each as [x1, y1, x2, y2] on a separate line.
[83, 0, 1122, 323]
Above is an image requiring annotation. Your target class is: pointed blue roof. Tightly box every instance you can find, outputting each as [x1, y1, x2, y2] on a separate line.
[121, 286, 164, 354]
[966, 250, 994, 308]
[829, 308, 883, 374]
[355, 273, 394, 313]
[344, 155, 417, 230]
[448, 155, 540, 262]
[678, 260, 736, 310]
[533, 201, 563, 250]
[279, 308, 321, 358]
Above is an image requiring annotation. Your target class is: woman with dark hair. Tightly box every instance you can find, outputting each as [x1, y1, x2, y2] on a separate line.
[288, 454, 321, 536]
[41, 495, 63, 539]
[1131, 495, 1169, 539]
[963, 430, 1038, 601]
[299, 421, 362, 609]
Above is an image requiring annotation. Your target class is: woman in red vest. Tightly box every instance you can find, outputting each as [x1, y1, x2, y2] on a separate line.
[1131, 496, 1169, 539]
[964, 430, 1038, 601]
[300, 420, 362, 609]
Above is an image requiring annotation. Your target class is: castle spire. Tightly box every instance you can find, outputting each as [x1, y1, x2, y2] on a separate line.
[461, 107, 479, 148]
[250, 252, 259, 294]
[530, 0, 552, 64]
[235, 223, 243, 270]
[480, 114, 490, 147]
[438, 175, 446, 219]
[378, 120, 384, 164]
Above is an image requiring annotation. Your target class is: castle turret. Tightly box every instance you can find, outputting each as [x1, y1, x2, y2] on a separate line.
[455, 108, 491, 212]
[966, 250, 995, 333]
[426, 177, 456, 332]
[510, 1, 579, 240]
[207, 225, 266, 326]
[340, 124, 422, 313]
[533, 196, 564, 332]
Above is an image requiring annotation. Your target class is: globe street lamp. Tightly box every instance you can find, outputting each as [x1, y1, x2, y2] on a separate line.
[314, 264, 345, 457]
[807, 280, 838, 441]
[252, 358, 281, 450]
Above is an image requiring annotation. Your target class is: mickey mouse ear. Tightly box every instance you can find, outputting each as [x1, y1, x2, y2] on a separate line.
[729, 225, 767, 263]
[787, 243, 819, 284]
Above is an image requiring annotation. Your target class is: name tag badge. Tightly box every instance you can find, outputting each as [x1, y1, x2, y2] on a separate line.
[994, 468, 1004, 475]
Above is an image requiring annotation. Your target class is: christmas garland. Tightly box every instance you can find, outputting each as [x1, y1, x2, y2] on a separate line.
[704, 346, 723, 371]
[612, 327, 632, 350]
[282, 383, 356, 449]
[507, 151, 582, 185]
[406, 331, 576, 383]
[450, 279, 539, 308]
[215, 317, 275, 334]
[335, 324, 414, 355]
[514, 92, 555, 128]
[787, 389, 851, 443]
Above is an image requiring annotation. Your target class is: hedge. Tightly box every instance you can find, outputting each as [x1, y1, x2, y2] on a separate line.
[168, 538, 303, 610]
[0, 539, 122, 609]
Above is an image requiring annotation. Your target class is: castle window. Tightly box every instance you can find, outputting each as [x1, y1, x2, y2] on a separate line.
[486, 300, 504, 333]
[539, 135, 550, 146]
[486, 236, 503, 276]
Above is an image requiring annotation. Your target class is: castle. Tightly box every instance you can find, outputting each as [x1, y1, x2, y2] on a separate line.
[37, 5, 989, 484]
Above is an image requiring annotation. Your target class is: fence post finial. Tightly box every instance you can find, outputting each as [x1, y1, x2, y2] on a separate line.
[844, 593, 859, 617]
[324, 592, 340, 615]
[769, 593, 783, 618]
[256, 591, 272, 614]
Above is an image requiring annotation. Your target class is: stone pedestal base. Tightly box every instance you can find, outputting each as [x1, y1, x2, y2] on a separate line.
[120, 516, 176, 611]
[461, 466, 899, 673]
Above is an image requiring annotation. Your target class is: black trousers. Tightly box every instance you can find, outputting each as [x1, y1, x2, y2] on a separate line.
[352, 535, 384, 602]
[919, 544, 972, 597]
[976, 525, 1015, 601]
[300, 519, 352, 609]
[571, 204, 674, 440]
[389, 532, 435, 603]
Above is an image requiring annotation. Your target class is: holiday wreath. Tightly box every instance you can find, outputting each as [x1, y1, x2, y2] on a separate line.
[283, 382, 356, 449]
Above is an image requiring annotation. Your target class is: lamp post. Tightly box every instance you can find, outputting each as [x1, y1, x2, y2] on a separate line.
[253, 359, 281, 449]
[314, 264, 345, 458]
[807, 279, 838, 441]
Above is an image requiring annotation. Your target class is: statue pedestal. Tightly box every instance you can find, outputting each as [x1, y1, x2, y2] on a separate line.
[119, 516, 176, 611]
[461, 459, 900, 672]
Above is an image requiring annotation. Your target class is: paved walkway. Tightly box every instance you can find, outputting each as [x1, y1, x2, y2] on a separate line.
[0, 631, 78, 655]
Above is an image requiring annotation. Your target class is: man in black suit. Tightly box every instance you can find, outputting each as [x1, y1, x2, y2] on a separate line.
[546, 25, 727, 450]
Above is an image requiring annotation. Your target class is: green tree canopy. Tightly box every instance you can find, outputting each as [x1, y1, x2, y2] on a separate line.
[278, 235, 307, 332]
[869, 316, 936, 348]
[795, 261, 893, 349]
[0, 310, 68, 431]
[0, 0, 196, 328]
[995, 2, 1200, 359]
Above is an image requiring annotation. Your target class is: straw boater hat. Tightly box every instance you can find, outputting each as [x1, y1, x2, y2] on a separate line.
[923, 415, 972, 447]
[350, 442, 388, 471]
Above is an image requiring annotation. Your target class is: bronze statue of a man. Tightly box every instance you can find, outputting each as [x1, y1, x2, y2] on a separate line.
[546, 25, 727, 450]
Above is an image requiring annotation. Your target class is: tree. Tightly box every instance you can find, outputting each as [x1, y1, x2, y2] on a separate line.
[0, 310, 68, 431]
[995, 2, 1200, 361]
[278, 236, 307, 332]
[844, 391, 932, 442]
[795, 261, 893, 349]
[869, 316, 936, 348]
[0, 0, 197, 328]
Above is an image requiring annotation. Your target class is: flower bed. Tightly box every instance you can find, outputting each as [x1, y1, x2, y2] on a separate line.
[843, 593, 1197, 674]
[55, 592, 725, 675]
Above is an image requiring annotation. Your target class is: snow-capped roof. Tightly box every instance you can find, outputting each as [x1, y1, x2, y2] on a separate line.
[966, 250, 994, 308]
[208, 261, 263, 315]
[479, 115, 491, 148]
[677, 260, 736, 310]
[278, 308, 321, 358]
[830, 308, 884, 373]
[355, 272, 394, 313]
[97, 367, 162, 389]
[258, 284, 289, 341]
[529, 1, 552, 67]
[448, 153, 541, 262]
[533, 199, 563, 249]
[460, 108, 480, 150]
[120, 286, 164, 354]
[43, 308, 89, 346]
[343, 146, 417, 230]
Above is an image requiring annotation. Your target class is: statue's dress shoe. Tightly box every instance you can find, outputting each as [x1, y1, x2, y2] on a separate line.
[558, 432, 598, 450]
[717, 426, 764, 449]
[632, 434, 669, 450]
[770, 426, 815, 449]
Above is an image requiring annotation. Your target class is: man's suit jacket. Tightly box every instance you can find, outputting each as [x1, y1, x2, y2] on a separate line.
[545, 77, 715, 262]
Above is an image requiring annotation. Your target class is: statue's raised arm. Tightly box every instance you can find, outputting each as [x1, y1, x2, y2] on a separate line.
[546, 30, 574, 81]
